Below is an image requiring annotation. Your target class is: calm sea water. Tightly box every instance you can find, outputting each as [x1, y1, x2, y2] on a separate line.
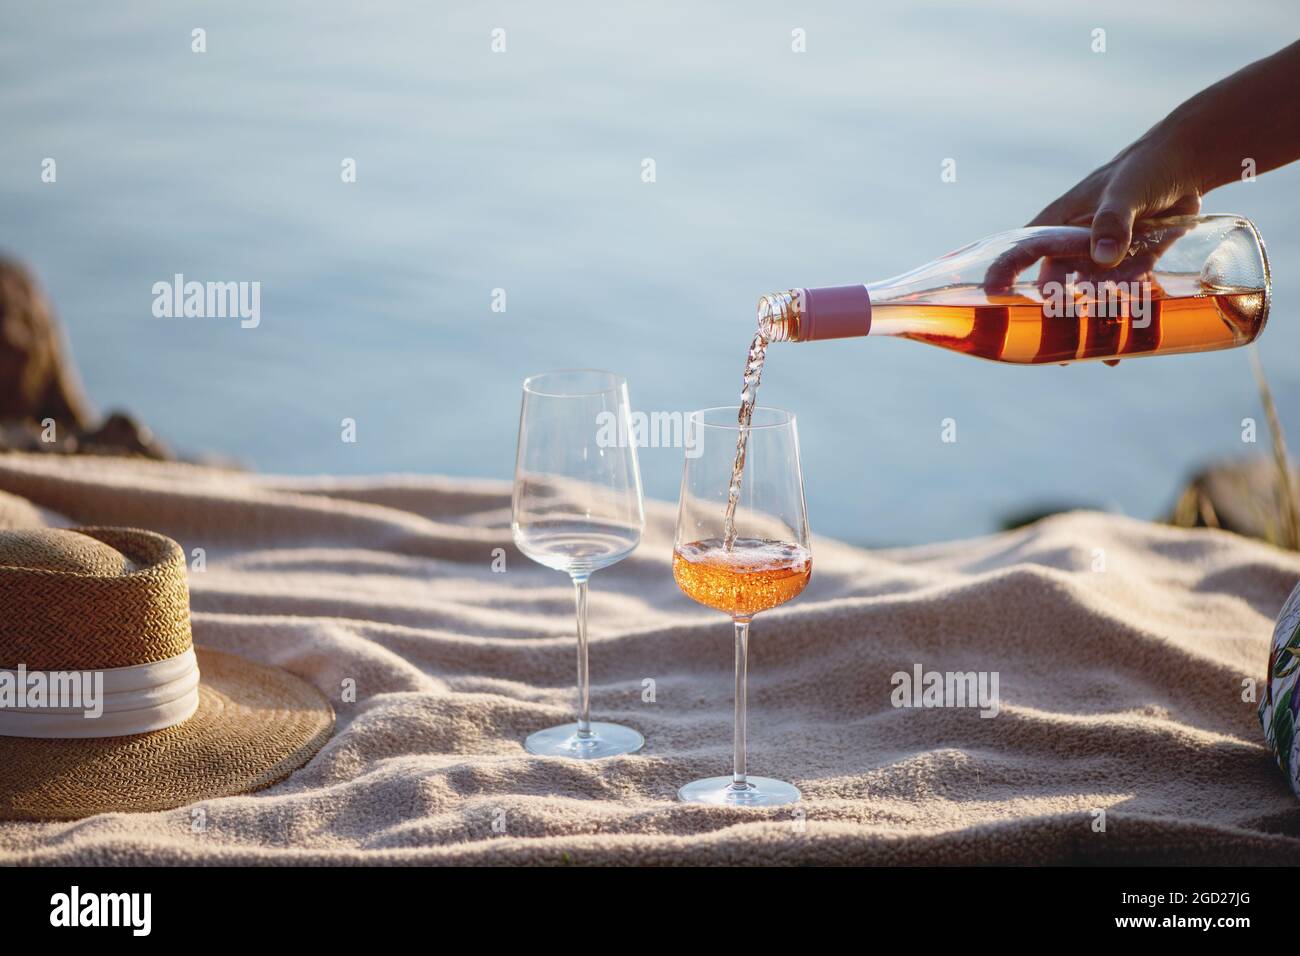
[2, 1, 1297, 544]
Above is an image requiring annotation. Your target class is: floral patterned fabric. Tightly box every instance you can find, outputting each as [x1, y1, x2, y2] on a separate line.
[1261, 579, 1300, 797]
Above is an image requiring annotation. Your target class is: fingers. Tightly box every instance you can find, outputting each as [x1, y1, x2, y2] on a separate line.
[1035, 255, 1071, 298]
[1088, 157, 1194, 266]
[1163, 193, 1203, 218]
[1070, 248, 1158, 287]
[1089, 191, 1137, 268]
[1028, 193, 1097, 228]
[982, 228, 1091, 294]
[1027, 200, 1074, 228]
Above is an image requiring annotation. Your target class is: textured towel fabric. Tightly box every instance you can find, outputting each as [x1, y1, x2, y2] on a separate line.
[0, 452, 1298, 865]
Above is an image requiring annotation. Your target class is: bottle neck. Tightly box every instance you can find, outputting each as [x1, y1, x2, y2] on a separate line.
[757, 285, 872, 342]
[756, 291, 800, 342]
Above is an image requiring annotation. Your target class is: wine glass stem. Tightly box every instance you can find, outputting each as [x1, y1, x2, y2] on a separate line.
[732, 618, 751, 789]
[573, 575, 592, 738]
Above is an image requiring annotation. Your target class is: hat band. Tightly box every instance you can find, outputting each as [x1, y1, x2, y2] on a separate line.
[0, 648, 200, 739]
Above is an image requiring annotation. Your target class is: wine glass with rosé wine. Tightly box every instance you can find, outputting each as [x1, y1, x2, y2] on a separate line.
[512, 370, 646, 758]
[672, 406, 811, 805]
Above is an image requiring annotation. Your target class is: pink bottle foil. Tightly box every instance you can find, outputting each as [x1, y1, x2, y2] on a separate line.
[801, 285, 872, 340]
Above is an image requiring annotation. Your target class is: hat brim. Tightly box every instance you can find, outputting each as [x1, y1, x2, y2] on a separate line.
[0, 648, 335, 821]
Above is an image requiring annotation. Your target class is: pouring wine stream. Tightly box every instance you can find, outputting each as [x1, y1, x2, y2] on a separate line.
[721, 328, 769, 551]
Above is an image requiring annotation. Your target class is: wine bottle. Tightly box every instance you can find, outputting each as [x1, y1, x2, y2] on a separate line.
[757, 214, 1270, 364]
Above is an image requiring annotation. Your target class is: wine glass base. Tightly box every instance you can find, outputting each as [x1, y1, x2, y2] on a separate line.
[525, 722, 644, 759]
[677, 775, 801, 806]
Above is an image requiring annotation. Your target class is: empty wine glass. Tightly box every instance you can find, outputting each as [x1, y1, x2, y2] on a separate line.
[512, 369, 646, 758]
[673, 406, 811, 805]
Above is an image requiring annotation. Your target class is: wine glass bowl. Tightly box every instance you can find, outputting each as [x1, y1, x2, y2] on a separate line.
[512, 369, 646, 758]
[673, 406, 811, 806]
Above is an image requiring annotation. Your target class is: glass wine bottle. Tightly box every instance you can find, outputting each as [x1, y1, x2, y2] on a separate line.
[757, 214, 1269, 365]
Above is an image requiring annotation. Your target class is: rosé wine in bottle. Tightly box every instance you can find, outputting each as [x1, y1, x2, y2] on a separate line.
[757, 214, 1269, 365]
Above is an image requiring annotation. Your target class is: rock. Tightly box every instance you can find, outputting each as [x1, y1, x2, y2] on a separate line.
[79, 411, 173, 459]
[0, 258, 174, 460]
[0, 258, 94, 431]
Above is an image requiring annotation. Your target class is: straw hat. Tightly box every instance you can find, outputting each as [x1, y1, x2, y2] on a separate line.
[0, 526, 334, 820]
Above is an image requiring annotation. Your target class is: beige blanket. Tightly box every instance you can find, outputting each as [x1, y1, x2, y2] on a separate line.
[0, 452, 1298, 865]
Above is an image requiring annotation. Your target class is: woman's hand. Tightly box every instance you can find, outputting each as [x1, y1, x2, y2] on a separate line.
[1026, 39, 1300, 268]
[1026, 132, 1203, 268]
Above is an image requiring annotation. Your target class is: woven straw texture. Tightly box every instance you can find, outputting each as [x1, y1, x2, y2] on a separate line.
[0, 525, 335, 821]
[0, 527, 192, 670]
[0, 647, 333, 821]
